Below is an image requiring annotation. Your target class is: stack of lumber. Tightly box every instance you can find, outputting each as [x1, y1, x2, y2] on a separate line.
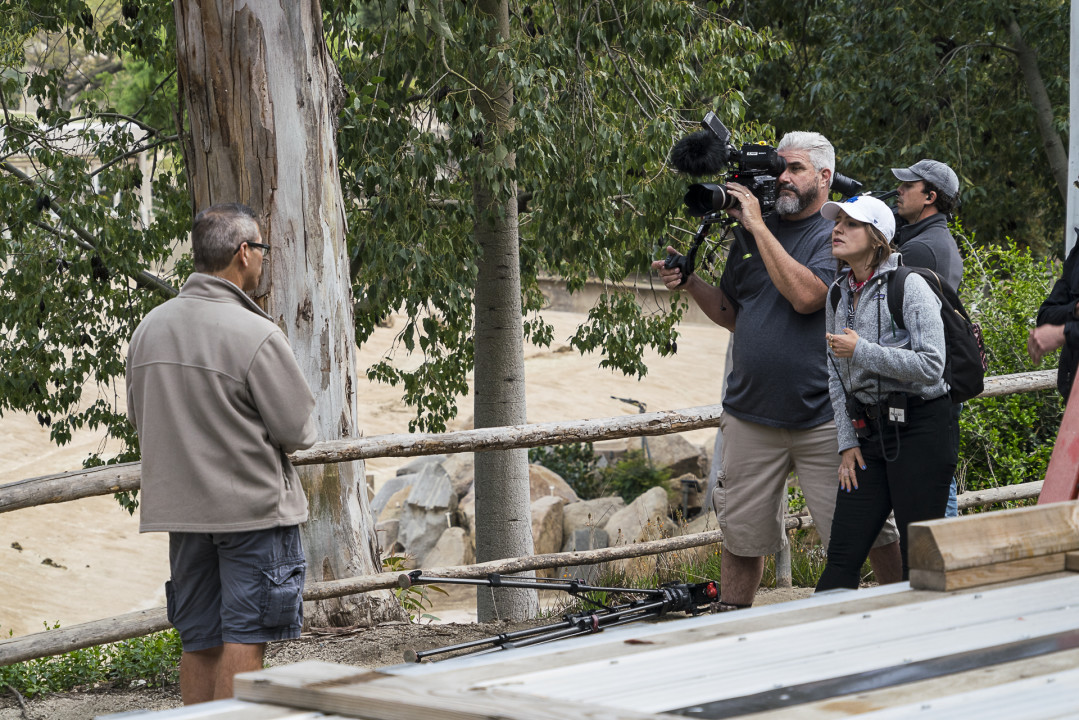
[907, 499, 1079, 591]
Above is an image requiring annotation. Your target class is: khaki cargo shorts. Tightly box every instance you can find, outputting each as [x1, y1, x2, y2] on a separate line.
[711, 413, 899, 557]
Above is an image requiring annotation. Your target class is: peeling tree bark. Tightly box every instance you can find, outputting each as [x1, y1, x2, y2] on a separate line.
[173, 0, 404, 627]
[470, 0, 538, 622]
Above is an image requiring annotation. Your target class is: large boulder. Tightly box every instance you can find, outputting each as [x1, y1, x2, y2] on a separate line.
[558, 526, 609, 583]
[371, 473, 415, 517]
[397, 462, 458, 565]
[419, 527, 476, 606]
[376, 484, 413, 523]
[528, 464, 580, 504]
[604, 486, 676, 546]
[440, 453, 475, 500]
[604, 487, 678, 578]
[562, 496, 625, 543]
[421, 526, 475, 569]
[645, 433, 707, 478]
[396, 455, 447, 477]
[530, 496, 565, 577]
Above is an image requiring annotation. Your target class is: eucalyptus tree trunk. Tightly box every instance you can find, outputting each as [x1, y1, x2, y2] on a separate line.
[470, 0, 538, 622]
[174, 0, 404, 627]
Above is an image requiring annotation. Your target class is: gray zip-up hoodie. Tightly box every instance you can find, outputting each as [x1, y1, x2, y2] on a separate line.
[127, 273, 317, 532]
[827, 254, 949, 453]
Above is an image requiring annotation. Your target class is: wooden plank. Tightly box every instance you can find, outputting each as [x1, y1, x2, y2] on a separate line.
[909, 553, 1067, 591]
[459, 576, 1079, 714]
[1067, 551, 1079, 571]
[1039, 370, 1079, 503]
[233, 661, 672, 720]
[99, 698, 340, 719]
[906, 500, 1079, 573]
[736, 646, 1079, 720]
[844, 666, 1079, 719]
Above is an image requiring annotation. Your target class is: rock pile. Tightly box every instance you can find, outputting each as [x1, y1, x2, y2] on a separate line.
[372, 434, 719, 579]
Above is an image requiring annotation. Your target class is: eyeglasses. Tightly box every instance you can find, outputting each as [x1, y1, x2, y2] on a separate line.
[235, 241, 271, 255]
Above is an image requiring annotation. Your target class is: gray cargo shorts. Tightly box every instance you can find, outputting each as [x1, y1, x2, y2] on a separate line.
[166, 526, 306, 652]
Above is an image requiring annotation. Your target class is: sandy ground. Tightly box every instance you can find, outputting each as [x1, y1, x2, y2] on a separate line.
[0, 310, 730, 639]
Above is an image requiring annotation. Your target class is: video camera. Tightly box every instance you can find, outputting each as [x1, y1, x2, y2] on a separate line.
[671, 111, 864, 216]
[663, 112, 865, 284]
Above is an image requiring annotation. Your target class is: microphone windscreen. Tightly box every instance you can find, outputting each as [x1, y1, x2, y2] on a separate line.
[669, 130, 727, 176]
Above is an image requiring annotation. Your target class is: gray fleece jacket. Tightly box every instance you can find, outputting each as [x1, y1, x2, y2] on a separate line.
[127, 273, 317, 533]
[827, 254, 949, 452]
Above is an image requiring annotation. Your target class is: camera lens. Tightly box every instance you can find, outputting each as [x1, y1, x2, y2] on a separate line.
[684, 183, 737, 216]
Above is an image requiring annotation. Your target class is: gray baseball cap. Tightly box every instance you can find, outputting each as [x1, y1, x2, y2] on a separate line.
[891, 159, 959, 200]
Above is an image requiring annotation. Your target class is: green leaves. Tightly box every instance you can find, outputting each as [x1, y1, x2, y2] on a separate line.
[1, 0, 187, 475]
[335, 1, 775, 429]
[737, 0, 1069, 254]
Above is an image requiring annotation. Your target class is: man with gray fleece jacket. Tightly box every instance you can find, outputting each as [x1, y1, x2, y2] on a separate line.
[126, 203, 317, 705]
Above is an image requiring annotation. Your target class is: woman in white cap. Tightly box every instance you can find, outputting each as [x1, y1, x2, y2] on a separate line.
[815, 195, 955, 591]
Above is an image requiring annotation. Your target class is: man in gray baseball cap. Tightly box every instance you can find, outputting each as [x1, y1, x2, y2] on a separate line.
[891, 159, 963, 292]
[892, 158, 964, 518]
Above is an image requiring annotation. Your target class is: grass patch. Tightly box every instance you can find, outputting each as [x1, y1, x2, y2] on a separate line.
[0, 625, 181, 699]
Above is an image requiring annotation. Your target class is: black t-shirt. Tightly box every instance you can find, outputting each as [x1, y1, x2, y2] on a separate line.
[718, 212, 836, 429]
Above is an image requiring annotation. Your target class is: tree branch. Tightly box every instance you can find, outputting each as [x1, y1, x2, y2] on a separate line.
[0, 160, 178, 299]
[88, 134, 179, 178]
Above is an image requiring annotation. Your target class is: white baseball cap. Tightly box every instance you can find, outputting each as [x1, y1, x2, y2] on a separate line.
[820, 195, 896, 241]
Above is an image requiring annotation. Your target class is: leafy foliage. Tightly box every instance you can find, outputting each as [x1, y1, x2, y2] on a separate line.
[0, 0, 188, 480]
[598, 449, 672, 504]
[528, 442, 601, 498]
[382, 555, 446, 623]
[957, 228, 1063, 492]
[735, 0, 1069, 254]
[330, 0, 783, 430]
[0, 624, 180, 698]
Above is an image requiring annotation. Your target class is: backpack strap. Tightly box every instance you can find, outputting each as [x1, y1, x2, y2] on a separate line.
[828, 278, 843, 314]
[886, 266, 912, 330]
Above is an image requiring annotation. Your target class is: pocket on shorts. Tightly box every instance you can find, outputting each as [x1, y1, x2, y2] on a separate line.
[164, 580, 176, 627]
[258, 559, 305, 628]
[711, 471, 726, 520]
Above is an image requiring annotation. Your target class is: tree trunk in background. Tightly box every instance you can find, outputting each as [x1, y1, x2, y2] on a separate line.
[1006, 15, 1069, 203]
[174, 0, 404, 626]
[470, 0, 538, 622]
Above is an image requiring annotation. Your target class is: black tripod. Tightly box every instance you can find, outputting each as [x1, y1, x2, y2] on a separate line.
[397, 571, 719, 663]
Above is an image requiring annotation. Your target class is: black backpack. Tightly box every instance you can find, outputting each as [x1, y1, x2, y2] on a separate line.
[829, 266, 987, 403]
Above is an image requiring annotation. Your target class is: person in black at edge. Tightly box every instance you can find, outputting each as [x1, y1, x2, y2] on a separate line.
[1029, 237, 1079, 402]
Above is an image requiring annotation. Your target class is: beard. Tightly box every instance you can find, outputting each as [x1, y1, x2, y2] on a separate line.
[775, 181, 822, 217]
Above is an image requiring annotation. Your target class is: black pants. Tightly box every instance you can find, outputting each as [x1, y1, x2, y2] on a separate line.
[816, 395, 956, 591]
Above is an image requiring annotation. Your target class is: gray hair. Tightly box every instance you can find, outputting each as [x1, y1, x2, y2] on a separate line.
[777, 131, 835, 186]
[191, 203, 260, 273]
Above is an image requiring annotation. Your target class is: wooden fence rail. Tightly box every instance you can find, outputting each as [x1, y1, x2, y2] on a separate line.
[0, 370, 1057, 515]
[0, 480, 1043, 666]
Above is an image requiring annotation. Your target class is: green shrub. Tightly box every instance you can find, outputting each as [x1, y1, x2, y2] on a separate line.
[957, 232, 1063, 494]
[529, 442, 602, 498]
[599, 449, 672, 504]
[0, 625, 181, 698]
